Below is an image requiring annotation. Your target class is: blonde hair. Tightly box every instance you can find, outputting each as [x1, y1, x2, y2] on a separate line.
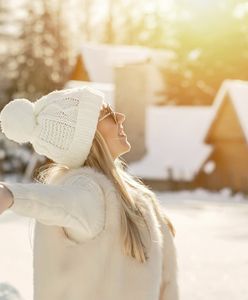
[34, 130, 176, 263]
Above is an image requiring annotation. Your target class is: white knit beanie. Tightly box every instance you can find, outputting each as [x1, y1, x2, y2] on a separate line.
[0, 87, 104, 168]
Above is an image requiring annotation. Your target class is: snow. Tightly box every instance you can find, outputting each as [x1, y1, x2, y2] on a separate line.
[64, 79, 248, 182]
[156, 190, 248, 300]
[0, 190, 248, 300]
[0, 213, 33, 300]
[228, 80, 248, 143]
[81, 43, 151, 83]
[129, 105, 213, 180]
[129, 79, 248, 181]
[78, 43, 167, 105]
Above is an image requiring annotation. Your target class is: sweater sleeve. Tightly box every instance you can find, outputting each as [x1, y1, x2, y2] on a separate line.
[159, 222, 179, 300]
[0, 175, 105, 242]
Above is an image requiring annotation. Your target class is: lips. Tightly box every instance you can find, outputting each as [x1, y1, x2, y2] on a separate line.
[118, 128, 126, 136]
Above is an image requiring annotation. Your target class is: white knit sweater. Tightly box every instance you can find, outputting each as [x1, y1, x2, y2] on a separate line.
[3, 166, 179, 300]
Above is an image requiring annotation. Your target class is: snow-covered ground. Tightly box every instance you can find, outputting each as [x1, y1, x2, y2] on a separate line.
[157, 190, 248, 300]
[0, 189, 248, 300]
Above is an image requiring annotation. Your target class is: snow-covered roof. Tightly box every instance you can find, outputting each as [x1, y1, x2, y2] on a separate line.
[128, 105, 213, 181]
[81, 43, 151, 83]
[77, 43, 175, 105]
[205, 79, 248, 143]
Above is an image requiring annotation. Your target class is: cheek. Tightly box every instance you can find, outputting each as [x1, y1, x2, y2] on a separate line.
[97, 122, 107, 136]
[97, 122, 117, 141]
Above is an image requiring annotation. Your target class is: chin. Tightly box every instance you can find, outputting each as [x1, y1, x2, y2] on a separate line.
[121, 143, 131, 155]
[115, 145, 131, 158]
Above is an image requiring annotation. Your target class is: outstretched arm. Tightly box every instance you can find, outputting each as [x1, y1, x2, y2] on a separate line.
[0, 175, 105, 242]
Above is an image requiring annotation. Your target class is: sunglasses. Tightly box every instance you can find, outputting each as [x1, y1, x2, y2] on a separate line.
[98, 103, 118, 124]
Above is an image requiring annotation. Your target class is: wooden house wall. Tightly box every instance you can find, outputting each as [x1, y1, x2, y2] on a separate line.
[70, 55, 89, 81]
[206, 96, 244, 143]
[194, 142, 248, 192]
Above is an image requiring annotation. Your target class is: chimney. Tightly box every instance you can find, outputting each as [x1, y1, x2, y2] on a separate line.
[114, 61, 149, 163]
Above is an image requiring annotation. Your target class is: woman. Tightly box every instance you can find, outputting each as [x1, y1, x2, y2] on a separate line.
[0, 87, 179, 300]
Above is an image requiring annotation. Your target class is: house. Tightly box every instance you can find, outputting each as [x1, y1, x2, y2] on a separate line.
[69, 42, 167, 105]
[67, 43, 166, 162]
[129, 80, 248, 193]
[128, 105, 213, 183]
[70, 54, 89, 82]
[66, 62, 149, 163]
[68, 45, 248, 193]
[193, 80, 248, 193]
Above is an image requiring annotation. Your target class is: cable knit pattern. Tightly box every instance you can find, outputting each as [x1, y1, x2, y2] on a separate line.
[0, 87, 104, 168]
[3, 166, 179, 300]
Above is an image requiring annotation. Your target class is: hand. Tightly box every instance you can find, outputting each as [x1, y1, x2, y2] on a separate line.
[0, 184, 14, 215]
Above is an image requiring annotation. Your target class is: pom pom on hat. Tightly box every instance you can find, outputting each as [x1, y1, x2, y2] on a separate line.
[0, 98, 36, 144]
[0, 87, 104, 168]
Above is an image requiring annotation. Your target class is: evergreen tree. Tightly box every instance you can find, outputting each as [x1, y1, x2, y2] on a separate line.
[159, 0, 248, 105]
[0, 0, 79, 179]
[14, 0, 77, 101]
[0, 0, 26, 110]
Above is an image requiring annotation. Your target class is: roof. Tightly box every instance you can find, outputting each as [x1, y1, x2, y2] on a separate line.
[77, 43, 175, 105]
[128, 105, 213, 181]
[80, 43, 151, 83]
[204, 80, 248, 143]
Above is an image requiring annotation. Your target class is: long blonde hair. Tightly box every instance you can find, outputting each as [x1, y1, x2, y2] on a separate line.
[34, 130, 176, 263]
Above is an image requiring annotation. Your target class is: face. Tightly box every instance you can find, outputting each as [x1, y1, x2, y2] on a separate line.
[97, 102, 131, 160]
